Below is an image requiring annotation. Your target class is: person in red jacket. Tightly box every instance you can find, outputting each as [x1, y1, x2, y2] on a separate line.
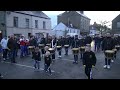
[19, 35, 26, 58]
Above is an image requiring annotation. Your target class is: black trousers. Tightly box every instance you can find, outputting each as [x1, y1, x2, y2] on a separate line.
[105, 58, 111, 65]
[58, 51, 61, 56]
[3, 49, 8, 59]
[80, 53, 83, 59]
[65, 47, 68, 55]
[52, 53, 55, 59]
[41, 49, 45, 54]
[85, 66, 92, 79]
[74, 55, 78, 62]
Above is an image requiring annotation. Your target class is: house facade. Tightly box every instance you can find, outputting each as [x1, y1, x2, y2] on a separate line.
[112, 14, 120, 34]
[0, 11, 51, 38]
[57, 11, 90, 36]
[51, 22, 80, 38]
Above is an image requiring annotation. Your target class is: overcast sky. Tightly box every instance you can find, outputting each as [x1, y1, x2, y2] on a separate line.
[43, 11, 120, 28]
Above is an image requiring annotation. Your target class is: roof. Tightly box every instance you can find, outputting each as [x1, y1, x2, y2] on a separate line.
[76, 11, 90, 20]
[13, 11, 50, 19]
[112, 14, 120, 22]
[57, 11, 90, 20]
[53, 22, 80, 31]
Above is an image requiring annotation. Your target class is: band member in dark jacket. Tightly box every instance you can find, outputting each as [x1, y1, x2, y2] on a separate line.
[29, 36, 37, 58]
[56, 37, 63, 58]
[44, 51, 52, 75]
[46, 36, 52, 45]
[72, 35, 80, 64]
[33, 47, 41, 70]
[79, 37, 86, 59]
[102, 33, 115, 69]
[40, 36, 46, 57]
[7, 35, 17, 63]
[94, 35, 101, 52]
[64, 36, 70, 55]
[83, 45, 97, 79]
[85, 35, 92, 45]
[50, 36, 56, 61]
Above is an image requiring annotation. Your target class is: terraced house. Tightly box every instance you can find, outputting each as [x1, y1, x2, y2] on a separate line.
[0, 11, 51, 38]
[57, 11, 90, 36]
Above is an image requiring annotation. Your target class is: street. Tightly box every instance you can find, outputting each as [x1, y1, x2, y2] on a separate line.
[0, 41, 120, 79]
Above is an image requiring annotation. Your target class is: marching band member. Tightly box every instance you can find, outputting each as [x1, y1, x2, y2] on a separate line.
[29, 36, 37, 58]
[40, 36, 46, 57]
[72, 35, 80, 64]
[64, 36, 70, 56]
[50, 36, 56, 61]
[79, 36, 86, 60]
[85, 35, 92, 45]
[102, 33, 115, 69]
[56, 36, 62, 58]
[83, 45, 97, 79]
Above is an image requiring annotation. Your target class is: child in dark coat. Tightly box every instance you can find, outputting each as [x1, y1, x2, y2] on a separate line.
[33, 47, 41, 70]
[44, 51, 52, 75]
[83, 45, 97, 79]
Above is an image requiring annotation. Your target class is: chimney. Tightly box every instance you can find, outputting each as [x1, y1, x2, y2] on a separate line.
[80, 11, 84, 14]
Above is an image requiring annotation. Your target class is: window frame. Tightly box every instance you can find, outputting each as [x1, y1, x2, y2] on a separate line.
[35, 20, 38, 28]
[13, 16, 18, 27]
[26, 18, 29, 28]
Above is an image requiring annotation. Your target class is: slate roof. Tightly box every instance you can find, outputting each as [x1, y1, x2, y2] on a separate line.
[13, 11, 50, 19]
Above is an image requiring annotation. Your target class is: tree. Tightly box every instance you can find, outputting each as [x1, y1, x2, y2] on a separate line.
[94, 21, 111, 35]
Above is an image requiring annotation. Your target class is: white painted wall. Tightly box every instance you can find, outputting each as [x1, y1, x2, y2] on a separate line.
[6, 11, 51, 38]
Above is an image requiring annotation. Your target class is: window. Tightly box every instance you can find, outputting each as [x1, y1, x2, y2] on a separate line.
[43, 21, 46, 29]
[13, 17, 18, 27]
[74, 30, 75, 33]
[117, 22, 120, 28]
[26, 18, 29, 28]
[35, 20, 38, 28]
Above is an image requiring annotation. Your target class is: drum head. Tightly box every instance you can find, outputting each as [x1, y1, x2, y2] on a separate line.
[48, 48, 54, 51]
[80, 47, 85, 49]
[72, 48, 79, 51]
[57, 46, 61, 48]
[105, 50, 114, 53]
[112, 49, 117, 51]
[64, 45, 69, 47]
[39, 44, 44, 46]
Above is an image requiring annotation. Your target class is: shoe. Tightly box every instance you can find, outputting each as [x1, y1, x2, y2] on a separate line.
[59, 56, 61, 58]
[103, 65, 107, 68]
[111, 60, 114, 63]
[73, 62, 76, 64]
[107, 65, 110, 69]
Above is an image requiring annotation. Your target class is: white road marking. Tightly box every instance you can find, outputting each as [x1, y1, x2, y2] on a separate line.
[1, 61, 55, 72]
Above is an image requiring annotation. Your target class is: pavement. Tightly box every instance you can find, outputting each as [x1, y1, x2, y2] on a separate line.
[0, 41, 120, 79]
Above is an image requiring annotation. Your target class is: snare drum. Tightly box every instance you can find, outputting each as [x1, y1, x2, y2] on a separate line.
[46, 44, 51, 47]
[112, 49, 117, 54]
[38, 44, 44, 49]
[48, 48, 55, 55]
[28, 46, 35, 52]
[57, 46, 62, 51]
[80, 46, 85, 53]
[105, 50, 114, 59]
[64, 45, 69, 48]
[72, 48, 79, 55]
[115, 45, 120, 51]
